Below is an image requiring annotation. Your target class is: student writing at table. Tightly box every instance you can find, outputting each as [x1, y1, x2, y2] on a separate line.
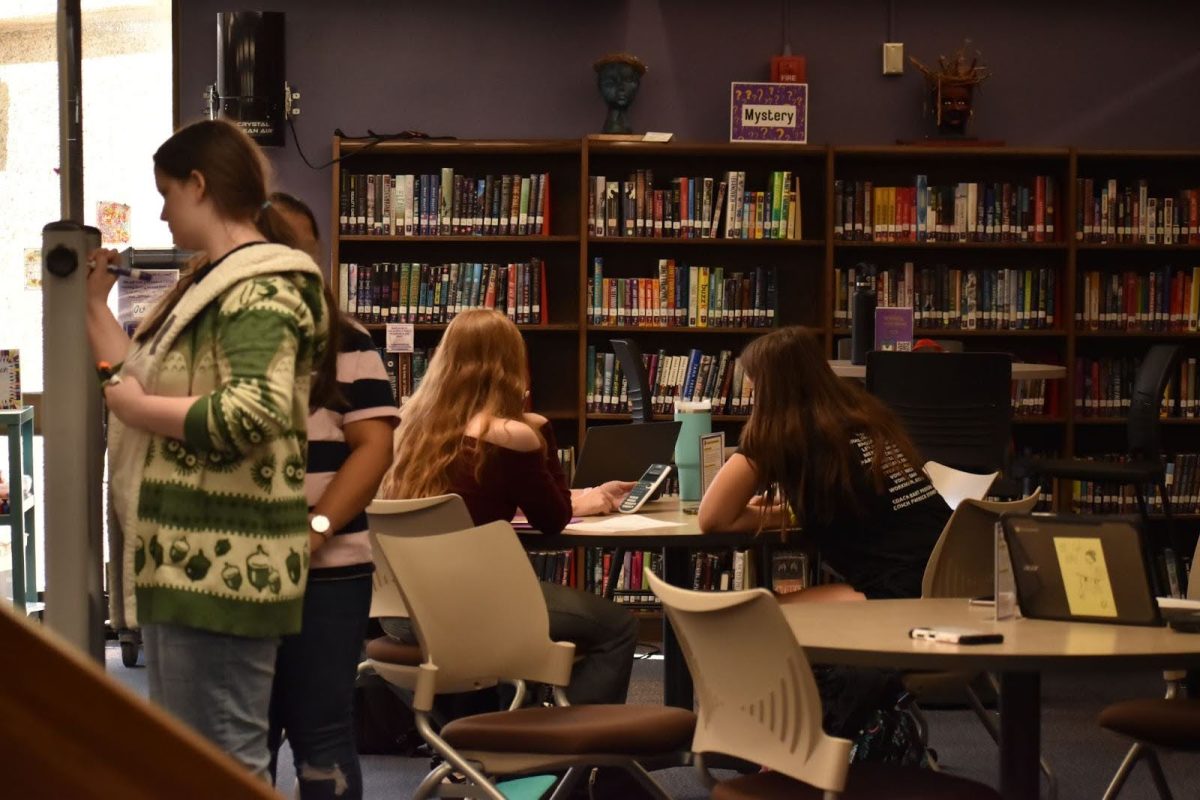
[698, 325, 951, 602]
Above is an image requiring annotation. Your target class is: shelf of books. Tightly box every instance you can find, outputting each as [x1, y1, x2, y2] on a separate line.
[327, 138, 1200, 546]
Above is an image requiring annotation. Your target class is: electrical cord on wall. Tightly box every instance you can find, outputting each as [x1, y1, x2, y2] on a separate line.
[288, 117, 455, 171]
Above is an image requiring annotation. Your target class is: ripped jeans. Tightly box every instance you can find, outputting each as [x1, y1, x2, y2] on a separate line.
[268, 573, 372, 799]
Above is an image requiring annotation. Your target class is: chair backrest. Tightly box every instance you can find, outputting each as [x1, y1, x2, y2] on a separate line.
[1128, 344, 1181, 460]
[921, 490, 1041, 599]
[866, 351, 1013, 474]
[366, 495, 474, 618]
[923, 460, 999, 510]
[370, 519, 575, 706]
[646, 571, 852, 793]
[611, 338, 653, 423]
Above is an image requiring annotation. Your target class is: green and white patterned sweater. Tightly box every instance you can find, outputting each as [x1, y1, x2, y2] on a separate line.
[108, 243, 328, 638]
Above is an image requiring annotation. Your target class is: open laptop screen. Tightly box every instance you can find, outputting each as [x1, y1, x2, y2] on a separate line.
[1001, 515, 1162, 626]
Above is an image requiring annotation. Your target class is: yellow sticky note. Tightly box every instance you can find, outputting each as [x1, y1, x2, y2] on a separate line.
[1053, 537, 1117, 618]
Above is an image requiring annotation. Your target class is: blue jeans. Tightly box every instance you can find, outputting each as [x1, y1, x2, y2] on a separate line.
[142, 622, 279, 778]
[268, 574, 373, 800]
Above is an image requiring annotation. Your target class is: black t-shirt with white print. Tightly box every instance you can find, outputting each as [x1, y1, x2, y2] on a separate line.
[799, 433, 951, 599]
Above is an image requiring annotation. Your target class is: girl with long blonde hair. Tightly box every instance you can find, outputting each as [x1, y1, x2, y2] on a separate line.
[381, 309, 638, 705]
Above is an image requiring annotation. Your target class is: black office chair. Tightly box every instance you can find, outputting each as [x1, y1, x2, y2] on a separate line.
[603, 339, 653, 600]
[1031, 344, 1185, 596]
[865, 351, 1014, 476]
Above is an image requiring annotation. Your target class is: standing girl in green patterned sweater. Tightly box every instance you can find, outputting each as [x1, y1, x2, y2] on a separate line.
[85, 119, 332, 777]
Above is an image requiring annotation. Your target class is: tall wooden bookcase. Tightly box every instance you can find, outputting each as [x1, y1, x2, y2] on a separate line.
[328, 137, 1200, 536]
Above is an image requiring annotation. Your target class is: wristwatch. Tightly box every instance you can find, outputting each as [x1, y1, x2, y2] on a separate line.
[309, 514, 332, 539]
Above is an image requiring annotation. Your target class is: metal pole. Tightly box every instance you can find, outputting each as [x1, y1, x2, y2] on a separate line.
[58, 0, 83, 222]
[42, 0, 105, 661]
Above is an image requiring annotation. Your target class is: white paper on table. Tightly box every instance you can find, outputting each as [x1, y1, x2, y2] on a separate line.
[564, 515, 684, 533]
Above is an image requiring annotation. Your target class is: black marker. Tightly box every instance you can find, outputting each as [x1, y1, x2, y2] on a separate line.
[106, 264, 152, 281]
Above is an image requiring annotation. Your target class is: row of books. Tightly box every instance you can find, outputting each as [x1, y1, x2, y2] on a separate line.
[587, 259, 777, 328]
[1075, 179, 1200, 244]
[1012, 379, 1056, 417]
[380, 348, 432, 406]
[338, 170, 551, 237]
[833, 264, 1059, 329]
[1067, 454, 1200, 514]
[586, 170, 803, 239]
[585, 347, 754, 416]
[1075, 268, 1200, 332]
[833, 176, 1061, 242]
[336, 260, 548, 324]
[1074, 356, 1200, 418]
[579, 548, 813, 605]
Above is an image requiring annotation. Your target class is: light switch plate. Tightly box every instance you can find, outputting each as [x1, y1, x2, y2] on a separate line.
[883, 42, 904, 76]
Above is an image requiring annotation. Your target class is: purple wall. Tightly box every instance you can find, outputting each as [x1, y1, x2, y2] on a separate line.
[177, 0, 1200, 249]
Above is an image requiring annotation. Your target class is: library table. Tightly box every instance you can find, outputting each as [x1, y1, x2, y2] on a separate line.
[828, 359, 1067, 380]
[782, 597, 1200, 800]
[516, 497, 786, 709]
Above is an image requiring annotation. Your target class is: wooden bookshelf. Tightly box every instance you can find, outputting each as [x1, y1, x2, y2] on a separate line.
[326, 139, 1200, 521]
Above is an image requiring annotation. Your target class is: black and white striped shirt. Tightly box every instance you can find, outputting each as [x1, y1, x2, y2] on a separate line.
[306, 322, 399, 579]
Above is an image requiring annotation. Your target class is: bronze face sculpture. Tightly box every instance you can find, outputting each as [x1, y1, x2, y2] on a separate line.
[594, 52, 647, 134]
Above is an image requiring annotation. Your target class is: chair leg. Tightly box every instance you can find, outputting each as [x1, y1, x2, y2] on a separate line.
[414, 712, 507, 800]
[622, 760, 674, 800]
[546, 767, 586, 800]
[1103, 742, 1146, 800]
[413, 761, 453, 800]
[907, 702, 941, 771]
[1142, 748, 1174, 800]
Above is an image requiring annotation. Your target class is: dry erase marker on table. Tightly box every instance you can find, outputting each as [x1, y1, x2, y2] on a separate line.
[909, 626, 1003, 645]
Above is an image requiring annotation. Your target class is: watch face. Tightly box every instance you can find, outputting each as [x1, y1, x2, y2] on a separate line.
[310, 514, 331, 535]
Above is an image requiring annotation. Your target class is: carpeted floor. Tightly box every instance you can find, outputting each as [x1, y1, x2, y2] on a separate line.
[106, 643, 1199, 798]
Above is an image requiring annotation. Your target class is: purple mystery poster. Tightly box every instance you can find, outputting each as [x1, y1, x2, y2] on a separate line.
[730, 82, 808, 144]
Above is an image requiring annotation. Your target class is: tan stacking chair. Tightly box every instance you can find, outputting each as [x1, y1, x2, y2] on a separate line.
[370, 516, 696, 800]
[362, 495, 477, 690]
[645, 570, 1000, 799]
[922, 460, 999, 512]
[1097, 534, 1200, 800]
[908, 490, 1057, 797]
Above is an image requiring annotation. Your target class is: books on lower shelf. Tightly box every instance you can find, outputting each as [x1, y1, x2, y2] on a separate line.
[1012, 379, 1055, 417]
[1075, 267, 1200, 331]
[586, 346, 753, 416]
[834, 263, 1059, 330]
[381, 348, 433, 406]
[1074, 356, 1199, 418]
[587, 170, 802, 239]
[581, 547, 766, 607]
[588, 258, 777, 327]
[1068, 454, 1200, 514]
[1075, 179, 1199, 244]
[833, 175, 1061, 242]
[339, 170, 551, 236]
[337, 260, 548, 324]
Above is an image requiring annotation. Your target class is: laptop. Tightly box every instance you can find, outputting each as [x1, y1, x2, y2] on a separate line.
[570, 421, 682, 489]
[999, 514, 1196, 627]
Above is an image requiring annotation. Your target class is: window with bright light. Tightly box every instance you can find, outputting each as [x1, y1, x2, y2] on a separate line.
[0, 0, 174, 393]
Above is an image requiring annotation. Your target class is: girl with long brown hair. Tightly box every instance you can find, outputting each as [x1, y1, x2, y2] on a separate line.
[699, 326, 951, 600]
[381, 308, 639, 706]
[86, 119, 329, 777]
[266, 192, 398, 799]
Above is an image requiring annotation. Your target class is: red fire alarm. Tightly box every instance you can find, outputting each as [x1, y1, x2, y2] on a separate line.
[770, 55, 807, 83]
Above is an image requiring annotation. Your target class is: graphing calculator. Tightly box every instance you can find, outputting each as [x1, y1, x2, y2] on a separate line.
[618, 463, 673, 514]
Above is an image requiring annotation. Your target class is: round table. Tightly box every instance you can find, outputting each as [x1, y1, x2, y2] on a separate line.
[828, 359, 1067, 380]
[781, 598, 1200, 799]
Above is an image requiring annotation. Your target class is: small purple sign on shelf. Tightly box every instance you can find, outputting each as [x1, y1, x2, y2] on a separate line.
[875, 307, 914, 352]
[729, 82, 808, 144]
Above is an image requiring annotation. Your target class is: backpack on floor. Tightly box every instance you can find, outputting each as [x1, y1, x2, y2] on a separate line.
[353, 666, 420, 755]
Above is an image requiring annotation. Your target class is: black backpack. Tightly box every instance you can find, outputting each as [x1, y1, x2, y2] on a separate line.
[353, 666, 421, 755]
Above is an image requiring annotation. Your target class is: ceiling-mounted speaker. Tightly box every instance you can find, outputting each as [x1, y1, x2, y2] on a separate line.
[207, 11, 286, 146]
